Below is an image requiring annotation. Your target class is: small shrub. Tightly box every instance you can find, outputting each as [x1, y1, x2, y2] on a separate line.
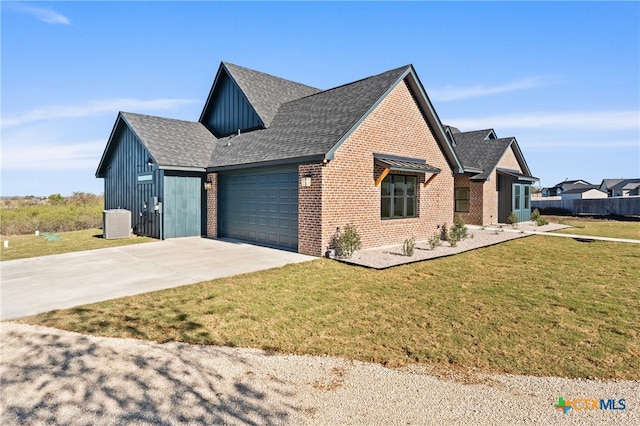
[428, 232, 442, 250]
[402, 237, 416, 257]
[530, 208, 541, 221]
[440, 223, 448, 241]
[337, 223, 362, 258]
[536, 216, 549, 226]
[506, 211, 519, 225]
[447, 229, 460, 247]
[450, 215, 469, 241]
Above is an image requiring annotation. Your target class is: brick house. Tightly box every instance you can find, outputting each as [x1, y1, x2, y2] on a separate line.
[447, 127, 537, 225]
[97, 62, 536, 256]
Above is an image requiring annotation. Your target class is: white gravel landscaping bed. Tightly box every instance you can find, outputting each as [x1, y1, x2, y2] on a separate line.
[1, 322, 637, 425]
[339, 221, 569, 269]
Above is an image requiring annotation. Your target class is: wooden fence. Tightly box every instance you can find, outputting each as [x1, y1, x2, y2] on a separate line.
[532, 196, 640, 217]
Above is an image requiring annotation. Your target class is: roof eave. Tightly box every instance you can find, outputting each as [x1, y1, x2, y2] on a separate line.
[207, 154, 325, 172]
[323, 66, 464, 174]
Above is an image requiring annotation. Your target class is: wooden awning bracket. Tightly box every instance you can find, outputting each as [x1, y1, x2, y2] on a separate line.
[374, 168, 391, 187]
[423, 173, 437, 187]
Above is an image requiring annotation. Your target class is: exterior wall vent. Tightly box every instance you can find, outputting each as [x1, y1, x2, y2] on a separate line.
[103, 209, 132, 240]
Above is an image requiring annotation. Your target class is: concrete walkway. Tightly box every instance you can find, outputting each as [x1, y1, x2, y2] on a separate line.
[468, 224, 640, 244]
[0, 238, 315, 321]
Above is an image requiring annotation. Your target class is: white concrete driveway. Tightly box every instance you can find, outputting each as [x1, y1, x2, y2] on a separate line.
[0, 238, 315, 321]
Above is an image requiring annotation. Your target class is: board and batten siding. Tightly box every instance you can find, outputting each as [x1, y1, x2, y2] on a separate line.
[103, 125, 163, 239]
[201, 70, 263, 137]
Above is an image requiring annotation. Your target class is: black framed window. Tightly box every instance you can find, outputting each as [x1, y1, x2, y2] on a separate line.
[381, 174, 417, 219]
[454, 187, 470, 213]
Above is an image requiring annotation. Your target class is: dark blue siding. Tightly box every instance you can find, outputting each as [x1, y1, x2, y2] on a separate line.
[201, 71, 263, 137]
[103, 125, 163, 238]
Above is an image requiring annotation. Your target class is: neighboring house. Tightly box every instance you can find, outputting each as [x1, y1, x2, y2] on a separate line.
[542, 179, 593, 197]
[608, 179, 640, 197]
[599, 179, 624, 197]
[446, 127, 537, 225]
[96, 62, 535, 255]
[561, 187, 608, 200]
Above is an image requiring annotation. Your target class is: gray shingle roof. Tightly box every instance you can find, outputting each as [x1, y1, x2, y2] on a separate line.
[452, 132, 513, 180]
[222, 62, 321, 128]
[451, 129, 494, 146]
[611, 178, 640, 191]
[121, 112, 217, 169]
[208, 65, 412, 168]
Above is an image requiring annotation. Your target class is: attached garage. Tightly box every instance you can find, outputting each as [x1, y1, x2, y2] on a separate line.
[218, 165, 299, 250]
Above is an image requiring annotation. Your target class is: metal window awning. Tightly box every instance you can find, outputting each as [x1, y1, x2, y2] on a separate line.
[374, 154, 441, 187]
[496, 168, 539, 182]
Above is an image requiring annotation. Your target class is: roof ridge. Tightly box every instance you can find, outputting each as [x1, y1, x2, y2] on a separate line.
[120, 111, 201, 125]
[222, 61, 320, 92]
[301, 64, 411, 100]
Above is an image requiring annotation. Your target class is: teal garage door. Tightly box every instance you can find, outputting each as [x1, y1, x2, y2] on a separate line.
[219, 166, 298, 250]
[163, 175, 202, 238]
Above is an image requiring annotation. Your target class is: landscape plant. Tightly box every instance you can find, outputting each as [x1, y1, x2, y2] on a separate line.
[336, 223, 362, 258]
[530, 208, 541, 221]
[449, 215, 469, 241]
[428, 232, 442, 250]
[447, 229, 460, 247]
[506, 211, 519, 225]
[402, 237, 415, 256]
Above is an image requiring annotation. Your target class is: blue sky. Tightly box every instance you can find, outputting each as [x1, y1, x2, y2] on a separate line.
[2, 1, 639, 196]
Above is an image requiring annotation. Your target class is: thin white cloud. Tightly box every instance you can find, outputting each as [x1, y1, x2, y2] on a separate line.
[447, 111, 640, 131]
[2, 140, 105, 171]
[7, 3, 70, 25]
[430, 76, 558, 102]
[2, 98, 199, 128]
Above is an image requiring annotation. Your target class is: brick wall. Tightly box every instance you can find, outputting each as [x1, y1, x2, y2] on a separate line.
[205, 172, 217, 238]
[301, 79, 454, 256]
[453, 175, 485, 225]
[298, 164, 323, 256]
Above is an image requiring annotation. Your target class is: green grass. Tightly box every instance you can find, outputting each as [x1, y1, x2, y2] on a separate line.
[547, 216, 640, 240]
[0, 197, 103, 236]
[0, 228, 153, 261]
[23, 235, 639, 379]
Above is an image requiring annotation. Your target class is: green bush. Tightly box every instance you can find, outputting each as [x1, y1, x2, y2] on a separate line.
[449, 215, 469, 241]
[536, 216, 549, 226]
[530, 208, 541, 221]
[506, 211, 519, 225]
[428, 232, 442, 250]
[447, 229, 460, 247]
[402, 237, 416, 257]
[337, 223, 362, 258]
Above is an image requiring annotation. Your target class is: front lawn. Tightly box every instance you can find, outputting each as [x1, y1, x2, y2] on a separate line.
[0, 229, 153, 261]
[22, 235, 639, 379]
[548, 216, 640, 240]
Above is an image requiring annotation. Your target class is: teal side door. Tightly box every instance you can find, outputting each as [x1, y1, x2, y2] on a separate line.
[164, 175, 202, 238]
[512, 183, 531, 223]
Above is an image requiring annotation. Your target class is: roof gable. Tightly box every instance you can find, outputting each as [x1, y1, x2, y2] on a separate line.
[199, 62, 320, 137]
[207, 65, 463, 172]
[96, 112, 218, 176]
[452, 130, 533, 181]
